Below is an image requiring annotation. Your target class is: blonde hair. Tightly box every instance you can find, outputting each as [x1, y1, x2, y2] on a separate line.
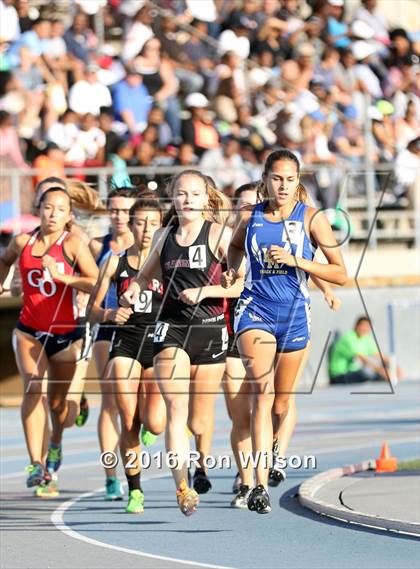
[163, 170, 232, 226]
[66, 179, 106, 212]
[257, 149, 310, 205]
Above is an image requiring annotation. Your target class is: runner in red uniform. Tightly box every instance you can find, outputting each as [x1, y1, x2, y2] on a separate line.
[0, 187, 98, 494]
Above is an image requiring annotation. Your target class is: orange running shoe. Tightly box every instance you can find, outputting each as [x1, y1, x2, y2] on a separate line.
[176, 479, 199, 516]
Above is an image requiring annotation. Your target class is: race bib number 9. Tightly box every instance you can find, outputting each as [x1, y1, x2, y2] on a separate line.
[133, 290, 153, 313]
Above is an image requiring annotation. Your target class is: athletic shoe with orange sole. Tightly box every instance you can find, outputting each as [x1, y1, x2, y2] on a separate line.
[176, 479, 199, 516]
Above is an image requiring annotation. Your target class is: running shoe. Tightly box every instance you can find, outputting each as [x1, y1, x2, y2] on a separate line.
[25, 463, 44, 488]
[247, 485, 272, 514]
[46, 443, 62, 474]
[268, 438, 287, 487]
[193, 467, 212, 494]
[140, 426, 157, 447]
[230, 484, 251, 509]
[35, 475, 59, 498]
[75, 394, 89, 427]
[125, 489, 144, 513]
[105, 476, 124, 501]
[268, 463, 287, 487]
[176, 479, 199, 516]
[232, 471, 242, 494]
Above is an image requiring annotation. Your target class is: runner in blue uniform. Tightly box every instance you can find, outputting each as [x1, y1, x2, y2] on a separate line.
[222, 149, 347, 513]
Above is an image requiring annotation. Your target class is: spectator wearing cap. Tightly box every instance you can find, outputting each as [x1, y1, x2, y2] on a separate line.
[325, 0, 351, 49]
[32, 142, 66, 185]
[133, 37, 181, 141]
[200, 137, 250, 193]
[112, 66, 153, 135]
[68, 64, 112, 116]
[352, 41, 383, 100]
[370, 102, 396, 162]
[63, 11, 97, 66]
[218, 19, 251, 61]
[181, 93, 219, 157]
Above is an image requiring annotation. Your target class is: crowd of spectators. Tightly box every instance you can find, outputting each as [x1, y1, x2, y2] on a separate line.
[0, 0, 419, 215]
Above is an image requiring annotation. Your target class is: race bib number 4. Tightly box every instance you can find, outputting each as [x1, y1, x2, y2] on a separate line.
[189, 245, 206, 269]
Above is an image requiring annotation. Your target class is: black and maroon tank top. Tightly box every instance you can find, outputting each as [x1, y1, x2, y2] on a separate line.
[160, 221, 224, 322]
[114, 252, 163, 327]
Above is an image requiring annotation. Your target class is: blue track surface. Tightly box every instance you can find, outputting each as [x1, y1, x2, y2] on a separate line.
[1, 381, 420, 569]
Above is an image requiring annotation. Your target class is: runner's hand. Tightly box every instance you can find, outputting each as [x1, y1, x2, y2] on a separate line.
[108, 307, 133, 324]
[221, 268, 237, 288]
[324, 292, 341, 311]
[121, 282, 140, 307]
[179, 287, 204, 305]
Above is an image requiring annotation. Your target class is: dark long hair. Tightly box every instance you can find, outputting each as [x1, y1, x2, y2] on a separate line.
[257, 149, 310, 204]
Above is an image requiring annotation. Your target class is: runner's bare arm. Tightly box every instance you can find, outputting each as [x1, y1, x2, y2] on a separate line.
[43, 235, 99, 293]
[0, 234, 28, 294]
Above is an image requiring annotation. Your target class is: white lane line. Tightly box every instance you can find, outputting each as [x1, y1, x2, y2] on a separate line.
[51, 475, 234, 569]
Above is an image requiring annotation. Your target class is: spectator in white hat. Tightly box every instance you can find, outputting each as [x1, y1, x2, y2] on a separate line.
[181, 93, 219, 157]
[352, 41, 383, 99]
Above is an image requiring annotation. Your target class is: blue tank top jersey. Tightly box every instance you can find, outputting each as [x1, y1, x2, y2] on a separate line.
[243, 201, 317, 306]
[97, 233, 119, 309]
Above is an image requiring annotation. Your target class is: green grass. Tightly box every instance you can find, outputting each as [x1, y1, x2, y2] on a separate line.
[397, 459, 420, 471]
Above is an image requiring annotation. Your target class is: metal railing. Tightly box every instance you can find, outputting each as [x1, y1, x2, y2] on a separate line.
[1, 162, 418, 248]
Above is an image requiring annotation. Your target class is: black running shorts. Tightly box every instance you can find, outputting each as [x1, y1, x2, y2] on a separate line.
[153, 315, 228, 365]
[109, 325, 155, 369]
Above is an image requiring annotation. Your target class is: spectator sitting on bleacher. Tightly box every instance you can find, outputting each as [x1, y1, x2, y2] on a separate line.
[112, 65, 152, 135]
[329, 316, 403, 384]
[68, 63, 112, 116]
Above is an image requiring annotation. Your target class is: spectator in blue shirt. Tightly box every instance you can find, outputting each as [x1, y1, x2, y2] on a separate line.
[112, 67, 153, 134]
[7, 18, 51, 68]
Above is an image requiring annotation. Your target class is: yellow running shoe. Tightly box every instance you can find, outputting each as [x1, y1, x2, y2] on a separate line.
[176, 479, 199, 516]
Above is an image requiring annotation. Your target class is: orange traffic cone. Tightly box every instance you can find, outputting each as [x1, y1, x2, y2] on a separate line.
[375, 442, 397, 473]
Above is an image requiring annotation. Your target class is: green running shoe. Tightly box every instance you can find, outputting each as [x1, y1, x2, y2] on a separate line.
[46, 444, 62, 474]
[35, 475, 59, 498]
[105, 476, 124, 501]
[125, 489, 144, 513]
[25, 463, 44, 488]
[141, 426, 157, 447]
[75, 394, 89, 427]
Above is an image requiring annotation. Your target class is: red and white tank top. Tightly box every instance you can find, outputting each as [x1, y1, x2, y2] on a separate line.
[19, 230, 79, 334]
